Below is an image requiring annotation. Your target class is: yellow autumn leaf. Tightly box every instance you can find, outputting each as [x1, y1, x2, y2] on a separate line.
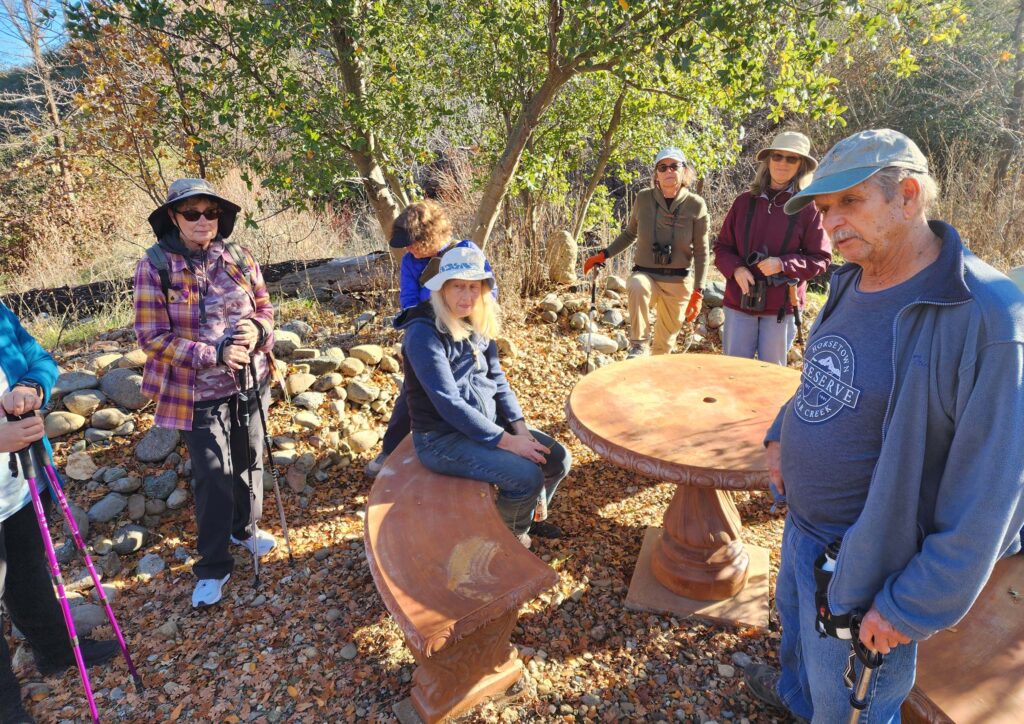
[287, 685, 299, 697]
[618, 0, 630, 8]
[1001, 50, 1014, 62]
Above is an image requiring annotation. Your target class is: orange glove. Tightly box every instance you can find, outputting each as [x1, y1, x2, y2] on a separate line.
[684, 289, 703, 322]
[583, 250, 606, 275]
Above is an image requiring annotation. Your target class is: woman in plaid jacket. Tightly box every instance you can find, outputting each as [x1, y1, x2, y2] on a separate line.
[134, 179, 276, 609]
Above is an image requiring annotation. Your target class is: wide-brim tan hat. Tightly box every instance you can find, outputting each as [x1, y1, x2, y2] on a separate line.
[756, 131, 818, 171]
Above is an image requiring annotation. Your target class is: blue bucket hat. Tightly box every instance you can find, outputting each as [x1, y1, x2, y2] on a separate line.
[148, 178, 242, 239]
[784, 129, 929, 215]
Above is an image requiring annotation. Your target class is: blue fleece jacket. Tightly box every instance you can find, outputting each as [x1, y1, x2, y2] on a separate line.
[0, 302, 60, 512]
[398, 239, 495, 309]
[395, 302, 523, 446]
[767, 221, 1024, 641]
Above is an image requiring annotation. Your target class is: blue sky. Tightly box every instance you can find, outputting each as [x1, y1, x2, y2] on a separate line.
[0, 2, 67, 71]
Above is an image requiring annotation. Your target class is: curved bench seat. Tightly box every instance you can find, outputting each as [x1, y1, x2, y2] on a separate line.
[365, 436, 558, 722]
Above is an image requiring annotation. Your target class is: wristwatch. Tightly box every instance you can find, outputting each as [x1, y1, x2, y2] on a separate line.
[15, 380, 44, 398]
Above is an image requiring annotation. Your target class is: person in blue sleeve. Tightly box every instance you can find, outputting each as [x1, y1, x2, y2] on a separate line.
[741, 130, 1024, 723]
[393, 246, 571, 547]
[364, 200, 495, 477]
[0, 303, 118, 723]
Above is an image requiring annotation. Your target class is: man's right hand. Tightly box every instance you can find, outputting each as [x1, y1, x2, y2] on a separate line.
[498, 432, 549, 464]
[583, 251, 606, 275]
[222, 343, 251, 371]
[766, 440, 784, 495]
[734, 266, 755, 295]
[0, 414, 44, 454]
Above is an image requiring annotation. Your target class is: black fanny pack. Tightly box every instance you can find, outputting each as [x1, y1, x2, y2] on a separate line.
[633, 265, 689, 277]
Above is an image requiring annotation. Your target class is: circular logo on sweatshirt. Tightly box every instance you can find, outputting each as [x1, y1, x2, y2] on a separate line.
[794, 334, 861, 423]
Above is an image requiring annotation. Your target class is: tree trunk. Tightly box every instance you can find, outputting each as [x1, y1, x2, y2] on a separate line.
[571, 87, 625, 240]
[329, 17, 403, 261]
[468, 69, 570, 248]
[995, 0, 1024, 186]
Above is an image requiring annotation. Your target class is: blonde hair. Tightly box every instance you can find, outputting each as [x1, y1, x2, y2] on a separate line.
[748, 157, 814, 196]
[396, 199, 452, 255]
[429, 282, 501, 342]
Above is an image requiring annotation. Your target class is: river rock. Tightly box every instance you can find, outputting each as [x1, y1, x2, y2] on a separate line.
[102, 466, 128, 484]
[605, 275, 627, 293]
[293, 412, 321, 430]
[286, 373, 316, 396]
[88, 353, 123, 373]
[91, 408, 129, 431]
[137, 553, 165, 578]
[349, 344, 383, 366]
[88, 493, 128, 524]
[44, 412, 86, 439]
[346, 381, 379, 404]
[540, 293, 564, 314]
[63, 503, 89, 539]
[52, 371, 98, 398]
[109, 476, 136, 501]
[495, 337, 519, 358]
[145, 499, 167, 515]
[126, 495, 146, 521]
[346, 430, 379, 453]
[338, 357, 365, 377]
[143, 470, 177, 500]
[113, 420, 135, 437]
[112, 524, 150, 554]
[291, 348, 317, 360]
[85, 428, 113, 444]
[602, 308, 625, 327]
[71, 604, 106, 635]
[273, 330, 302, 357]
[306, 357, 341, 375]
[707, 307, 726, 330]
[100, 368, 148, 410]
[286, 465, 307, 493]
[312, 373, 343, 392]
[118, 349, 148, 368]
[540, 310, 558, 323]
[569, 312, 593, 331]
[166, 489, 189, 509]
[64, 389, 107, 417]
[281, 320, 312, 338]
[545, 229, 577, 284]
[135, 427, 180, 462]
[292, 391, 325, 411]
[379, 355, 401, 373]
[576, 333, 618, 355]
[66, 452, 98, 481]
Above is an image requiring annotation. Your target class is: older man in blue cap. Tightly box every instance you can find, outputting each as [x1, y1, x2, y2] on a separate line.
[743, 129, 1024, 722]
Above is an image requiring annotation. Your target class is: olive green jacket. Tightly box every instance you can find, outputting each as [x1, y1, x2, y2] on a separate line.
[605, 187, 710, 288]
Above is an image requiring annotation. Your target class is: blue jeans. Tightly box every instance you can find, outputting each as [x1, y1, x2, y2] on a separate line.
[412, 428, 571, 535]
[776, 518, 916, 723]
[380, 387, 411, 456]
[722, 307, 795, 366]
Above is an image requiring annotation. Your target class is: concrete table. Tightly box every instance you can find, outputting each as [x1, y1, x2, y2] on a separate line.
[567, 353, 800, 628]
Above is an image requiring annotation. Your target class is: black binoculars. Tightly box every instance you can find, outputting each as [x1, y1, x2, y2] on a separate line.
[652, 242, 673, 266]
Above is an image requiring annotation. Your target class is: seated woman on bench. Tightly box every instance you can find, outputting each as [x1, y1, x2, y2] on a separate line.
[396, 246, 571, 547]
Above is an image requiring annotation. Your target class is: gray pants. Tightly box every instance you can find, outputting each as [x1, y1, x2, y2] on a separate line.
[181, 383, 268, 579]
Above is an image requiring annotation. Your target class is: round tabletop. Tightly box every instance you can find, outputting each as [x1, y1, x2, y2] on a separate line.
[566, 353, 801, 491]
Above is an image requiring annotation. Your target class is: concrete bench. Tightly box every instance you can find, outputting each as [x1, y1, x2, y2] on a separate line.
[365, 437, 558, 722]
[901, 554, 1024, 723]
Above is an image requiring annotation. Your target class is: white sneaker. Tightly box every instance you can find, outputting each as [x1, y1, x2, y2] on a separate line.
[364, 452, 387, 478]
[230, 528, 277, 557]
[192, 574, 230, 608]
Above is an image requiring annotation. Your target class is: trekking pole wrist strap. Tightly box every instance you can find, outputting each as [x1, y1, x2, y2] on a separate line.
[813, 544, 854, 640]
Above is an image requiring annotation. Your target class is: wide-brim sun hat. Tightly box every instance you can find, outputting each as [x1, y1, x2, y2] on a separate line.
[148, 178, 242, 239]
[784, 129, 929, 215]
[654, 146, 689, 167]
[424, 246, 494, 291]
[756, 131, 818, 171]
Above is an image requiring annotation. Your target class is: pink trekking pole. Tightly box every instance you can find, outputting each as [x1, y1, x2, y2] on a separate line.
[10, 414, 144, 720]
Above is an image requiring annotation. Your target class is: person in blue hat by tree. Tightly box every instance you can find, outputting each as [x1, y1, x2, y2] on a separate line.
[743, 129, 1024, 722]
[583, 147, 709, 358]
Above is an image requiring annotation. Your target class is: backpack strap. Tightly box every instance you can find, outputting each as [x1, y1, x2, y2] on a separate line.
[145, 244, 172, 299]
[777, 214, 799, 257]
[224, 241, 253, 286]
[741, 196, 757, 260]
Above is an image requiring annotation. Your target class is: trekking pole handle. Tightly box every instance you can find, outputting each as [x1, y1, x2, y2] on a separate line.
[849, 611, 884, 669]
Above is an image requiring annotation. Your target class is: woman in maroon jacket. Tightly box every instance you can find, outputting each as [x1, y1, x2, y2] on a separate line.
[713, 132, 832, 365]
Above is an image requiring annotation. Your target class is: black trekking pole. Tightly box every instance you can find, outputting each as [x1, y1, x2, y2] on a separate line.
[585, 261, 605, 372]
[235, 366, 261, 587]
[847, 610, 884, 724]
[250, 359, 294, 565]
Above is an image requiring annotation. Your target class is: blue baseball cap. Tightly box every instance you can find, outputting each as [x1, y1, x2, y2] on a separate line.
[654, 147, 689, 167]
[784, 129, 929, 215]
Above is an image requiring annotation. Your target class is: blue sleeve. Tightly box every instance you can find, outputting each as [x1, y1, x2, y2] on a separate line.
[403, 324, 507, 446]
[2, 304, 58, 405]
[871, 341, 1024, 640]
[485, 340, 524, 424]
[399, 253, 423, 309]
[455, 240, 498, 299]
[764, 401, 789, 444]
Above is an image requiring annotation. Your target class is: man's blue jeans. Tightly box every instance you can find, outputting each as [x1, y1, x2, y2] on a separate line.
[776, 518, 917, 723]
[412, 428, 571, 535]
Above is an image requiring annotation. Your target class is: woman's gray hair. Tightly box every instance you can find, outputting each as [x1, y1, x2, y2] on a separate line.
[748, 157, 814, 196]
[870, 167, 939, 213]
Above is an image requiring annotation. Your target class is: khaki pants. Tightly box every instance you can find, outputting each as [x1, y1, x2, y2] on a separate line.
[627, 272, 692, 355]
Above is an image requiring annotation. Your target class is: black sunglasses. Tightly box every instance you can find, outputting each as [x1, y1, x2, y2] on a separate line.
[656, 163, 681, 172]
[175, 208, 223, 222]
